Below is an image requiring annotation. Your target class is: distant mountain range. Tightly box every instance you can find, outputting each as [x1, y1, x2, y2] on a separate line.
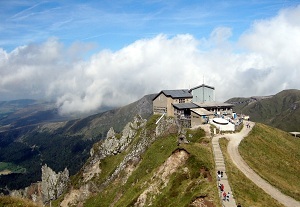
[227, 89, 300, 132]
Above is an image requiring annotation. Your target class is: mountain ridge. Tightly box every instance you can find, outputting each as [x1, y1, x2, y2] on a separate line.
[226, 89, 300, 132]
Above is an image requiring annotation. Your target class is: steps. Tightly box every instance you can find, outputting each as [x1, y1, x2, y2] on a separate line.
[212, 135, 237, 207]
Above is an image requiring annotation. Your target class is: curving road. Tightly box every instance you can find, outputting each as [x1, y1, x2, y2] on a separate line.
[222, 122, 300, 207]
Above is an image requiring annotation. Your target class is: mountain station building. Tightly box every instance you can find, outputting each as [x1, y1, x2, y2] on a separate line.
[153, 84, 235, 128]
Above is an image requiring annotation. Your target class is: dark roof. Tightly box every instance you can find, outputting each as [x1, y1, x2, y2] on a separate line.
[153, 89, 193, 100]
[172, 103, 199, 110]
[189, 84, 215, 91]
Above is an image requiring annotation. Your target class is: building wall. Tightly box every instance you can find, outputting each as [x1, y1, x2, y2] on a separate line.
[153, 93, 168, 115]
[191, 86, 215, 102]
[167, 97, 174, 116]
[191, 111, 207, 127]
[191, 112, 202, 128]
[153, 93, 192, 117]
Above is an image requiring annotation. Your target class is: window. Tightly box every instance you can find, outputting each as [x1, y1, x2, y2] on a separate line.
[179, 99, 185, 103]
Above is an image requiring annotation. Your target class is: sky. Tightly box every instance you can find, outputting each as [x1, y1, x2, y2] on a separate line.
[0, 0, 300, 115]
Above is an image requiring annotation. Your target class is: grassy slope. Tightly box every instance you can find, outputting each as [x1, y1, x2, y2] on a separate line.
[219, 138, 283, 207]
[84, 119, 219, 207]
[0, 196, 40, 207]
[239, 123, 300, 201]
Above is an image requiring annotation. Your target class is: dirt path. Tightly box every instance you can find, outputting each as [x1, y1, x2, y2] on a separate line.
[218, 122, 300, 207]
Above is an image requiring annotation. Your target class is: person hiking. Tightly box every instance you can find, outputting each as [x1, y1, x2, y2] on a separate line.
[221, 184, 224, 192]
[223, 192, 227, 201]
[226, 192, 230, 201]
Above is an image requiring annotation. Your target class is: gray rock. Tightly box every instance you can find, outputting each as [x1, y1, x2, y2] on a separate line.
[41, 164, 69, 203]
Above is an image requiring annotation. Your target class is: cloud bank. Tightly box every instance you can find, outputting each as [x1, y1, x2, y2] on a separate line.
[1, 6, 300, 115]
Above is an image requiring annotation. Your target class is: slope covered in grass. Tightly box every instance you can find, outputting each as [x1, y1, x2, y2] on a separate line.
[219, 138, 283, 207]
[0, 196, 40, 207]
[84, 119, 219, 207]
[239, 123, 300, 201]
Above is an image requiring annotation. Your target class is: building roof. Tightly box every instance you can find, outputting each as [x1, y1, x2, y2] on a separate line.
[191, 108, 214, 116]
[189, 84, 215, 91]
[153, 89, 193, 100]
[172, 103, 199, 110]
[194, 102, 234, 108]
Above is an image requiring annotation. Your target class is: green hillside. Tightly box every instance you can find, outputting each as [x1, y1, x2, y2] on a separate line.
[239, 123, 300, 201]
[0, 195, 40, 207]
[62, 115, 219, 207]
[62, 116, 300, 207]
[227, 89, 300, 132]
[219, 138, 283, 207]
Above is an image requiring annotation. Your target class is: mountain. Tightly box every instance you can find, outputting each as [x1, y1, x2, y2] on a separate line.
[8, 115, 217, 206]
[0, 94, 155, 193]
[0, 99, 65, 131]
[226, 89, 300, 132]
[2, 89, 300, 206]
[12, 113, 299, 207]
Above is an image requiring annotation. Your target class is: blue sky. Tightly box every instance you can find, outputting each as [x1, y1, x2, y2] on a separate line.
[1, 0, 300, 114]
[1, 0, 298, 51]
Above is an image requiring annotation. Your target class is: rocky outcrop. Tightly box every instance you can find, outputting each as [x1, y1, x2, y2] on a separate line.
[90, 114, 147, 159]
[41, 164, 69, 203]
[83, 115, 147, 184]
[10, 165, 69, 205]
[60, 115, 180, 206]
[155, 116, 179, 137]
[177, 133, 190, 145]
[10, 183, 43, 205]
[60, 115, 148, 206]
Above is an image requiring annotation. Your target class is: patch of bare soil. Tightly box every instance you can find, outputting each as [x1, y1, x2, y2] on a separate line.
[134, 149, 189, 207]
[191, 196, 215, 207]
[83, 160, 101, 182]
[60, 185, 91, 207]
[200, 168, 212, 182]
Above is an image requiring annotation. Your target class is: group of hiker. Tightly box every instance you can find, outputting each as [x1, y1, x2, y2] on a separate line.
[217, 170, 242, 207]
[217, 171, 231, 202]
[218, 182, 230, 202]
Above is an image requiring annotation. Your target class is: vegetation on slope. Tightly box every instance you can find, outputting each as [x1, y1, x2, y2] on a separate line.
[239, 123, 300, 201]
[0, 195, 40, 207]
[84, 117, 219, 207]
[219, 138, 283, 207]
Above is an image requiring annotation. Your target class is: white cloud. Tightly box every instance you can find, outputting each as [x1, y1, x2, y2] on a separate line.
[1, 6, 300, 115]
[238, 5, 300, 94]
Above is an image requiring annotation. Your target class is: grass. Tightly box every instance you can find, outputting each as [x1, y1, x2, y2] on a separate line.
[219, 138, 284, 207]
[95, 152, 126, 185]
[84, 122, 219, 207]
[0, 196, 40, 207]
[239, 123, 300, 200]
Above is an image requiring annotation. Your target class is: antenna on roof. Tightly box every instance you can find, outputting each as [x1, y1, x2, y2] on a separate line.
[203, 75, 205, 102]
